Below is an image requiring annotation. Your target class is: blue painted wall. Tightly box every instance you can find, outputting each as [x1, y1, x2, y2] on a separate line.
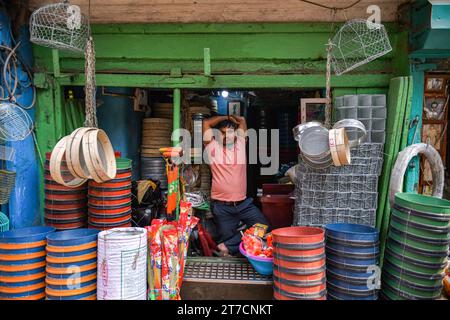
[0, 10, 40, 228]
[96, 87, 143, 179]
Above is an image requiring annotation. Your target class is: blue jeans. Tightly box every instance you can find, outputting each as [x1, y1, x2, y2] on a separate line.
[210, 198, 270, 254]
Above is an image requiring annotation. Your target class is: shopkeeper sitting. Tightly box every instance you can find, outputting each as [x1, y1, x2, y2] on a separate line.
[203, 115, 270, 257]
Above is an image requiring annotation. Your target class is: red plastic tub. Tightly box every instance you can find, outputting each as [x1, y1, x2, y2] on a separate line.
[272, 226, 324, 245]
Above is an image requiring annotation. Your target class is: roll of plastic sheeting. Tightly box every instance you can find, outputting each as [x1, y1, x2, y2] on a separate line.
[97, 228, 147, 300]
[389, 143, 444, 207]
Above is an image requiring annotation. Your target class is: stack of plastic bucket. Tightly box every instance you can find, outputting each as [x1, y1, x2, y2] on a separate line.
[44, 152, 88, 230]
[381, 193, 450, 300]
[45, 229, 100, 300]
[325, 223, 379, 300]
[88, 158, 132, 230]
[0, 226, 55, 300]
[272, 226, 326, 300]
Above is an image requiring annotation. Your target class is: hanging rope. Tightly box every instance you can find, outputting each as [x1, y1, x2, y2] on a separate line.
[324, 39, 333, 129]
[84, 36, 97, 128]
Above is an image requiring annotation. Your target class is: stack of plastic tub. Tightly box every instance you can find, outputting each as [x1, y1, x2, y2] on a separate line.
[88, 158, 133, 230]
[45, 229, 100, 300]
[272, 226, 326, 300]
[0, 226, 55, 300]
[44, 152, 88, 230]
[325, 223, 380, 300]
[381, 193, 450, 300]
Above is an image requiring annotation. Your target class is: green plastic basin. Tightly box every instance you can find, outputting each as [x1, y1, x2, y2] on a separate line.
[395, 193, 450, 215]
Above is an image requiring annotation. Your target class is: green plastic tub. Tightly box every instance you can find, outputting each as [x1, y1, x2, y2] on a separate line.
[395, 193, 450, 215]
[387, 234, 449, 259]
[116, 158, 132, 169]
[389, 215, 450, 241]
[383, 260, 444, 288]
[381, 278, 441, 300]
[384, 249, 447, 275]
[392, 205, 450, 229]
[386, 241, 448, 265]
[382, 273, 443, 300]
[388, 226, 450, 252]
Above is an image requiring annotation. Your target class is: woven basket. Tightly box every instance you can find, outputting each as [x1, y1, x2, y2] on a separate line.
[0, 170, 16, 204]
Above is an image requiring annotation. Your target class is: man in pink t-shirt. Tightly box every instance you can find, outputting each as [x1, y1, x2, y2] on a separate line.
[203, 115, 269, 256]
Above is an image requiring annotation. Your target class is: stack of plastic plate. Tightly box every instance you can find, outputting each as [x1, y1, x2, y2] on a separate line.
[0, 226, 55, 300]
[381, 193, 450, 300]
[88, 158, 132, 230]
[45, 229, 100, 300]
[325, 223, 379, 300]
[44, 152, 88, 230]
[141, 156, 167, 189]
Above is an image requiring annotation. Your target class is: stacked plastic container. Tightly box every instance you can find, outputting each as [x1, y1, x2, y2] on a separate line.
[44, 152, 88, 230]
[272, 226, 326, 300]
[381, 193, 450, 300]
[0, 226, 55, 300]
[334, 94, 386, 144]
[45, 229, 100, 300]
[141, 157, 167, 189]
[88, 158, 133, 230]
[325, 223, 380, 300]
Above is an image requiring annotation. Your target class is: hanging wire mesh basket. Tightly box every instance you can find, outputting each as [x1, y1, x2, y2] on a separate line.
[0, 169, 16, 205]
[0, 211, 9, 232]
[30, 1, 90, 54]
[330, 19, 392, 76]
[0, 102, 33, 141]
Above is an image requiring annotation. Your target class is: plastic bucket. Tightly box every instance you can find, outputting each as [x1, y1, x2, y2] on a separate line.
[325, 223, 379, 243]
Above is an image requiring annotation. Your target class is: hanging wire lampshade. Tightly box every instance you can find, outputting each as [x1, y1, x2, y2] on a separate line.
[330, 19, 392, 76]
[29, 0, 90, 54]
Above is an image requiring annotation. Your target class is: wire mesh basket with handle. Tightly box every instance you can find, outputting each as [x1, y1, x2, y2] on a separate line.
[30, 1, 90, 54]
[330, 19, 392, 76]
[0, 169, 16, 205]
[0, 102, 33, 141]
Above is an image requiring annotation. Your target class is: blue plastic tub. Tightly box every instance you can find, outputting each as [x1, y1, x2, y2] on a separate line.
[45, 278, 96, 291]
[46, 289, 96, 300]
[0, 245, 46, 254]
[0, 267, 45, 277]
[46, 246, 97, 257]
[46, 229, 100, 246]
[0, 287, 45, 299]
[46, 268, 97, 279]
[0, 256, 45, 266]
[326, 252, 378, 266]
[325, 223, 379, 243]
[46, 257, 97, 269]
[325, 242, 379, 255]
[239, 242, 273, 275]
[0, 226, 55, 243]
